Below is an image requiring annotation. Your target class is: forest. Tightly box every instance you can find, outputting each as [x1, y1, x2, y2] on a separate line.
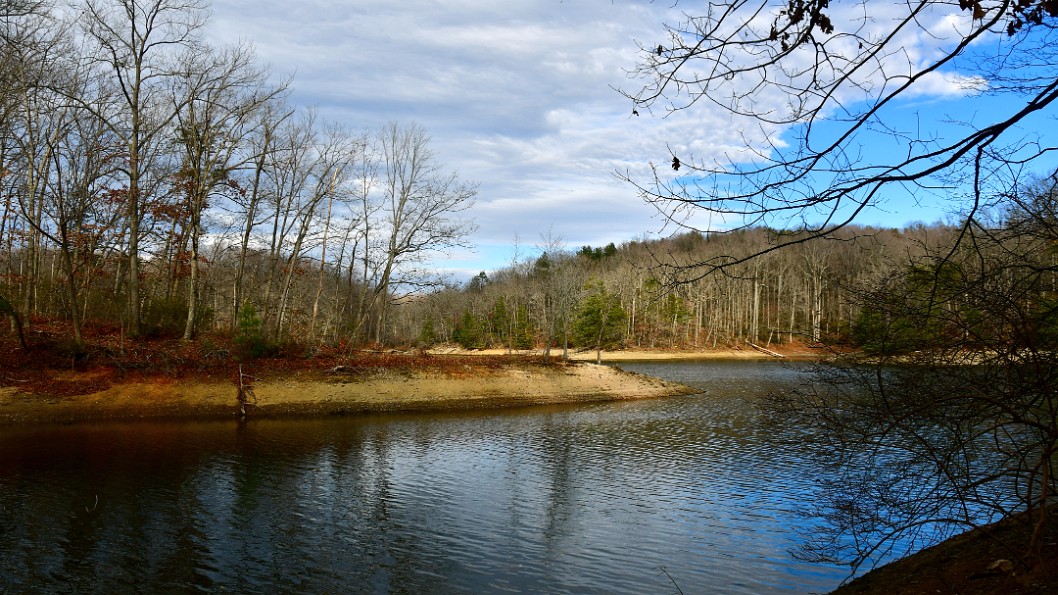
[405, 224, 964, 354]
[5, 134, 1045, 359]
[2, 0, 1055, 360]
[0, 0, 482, 353]
[2, 0, 1056, 365]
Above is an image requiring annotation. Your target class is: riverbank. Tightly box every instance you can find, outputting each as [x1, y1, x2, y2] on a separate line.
[830, 506, 1057, 595]
[0, 330, 826, 425]
[0, 356, 697, 425]
[4, 334, 1051, 594]
[429, 342, 828, 361]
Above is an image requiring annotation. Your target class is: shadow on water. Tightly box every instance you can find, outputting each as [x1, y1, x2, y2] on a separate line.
[0, 360, 854, 594]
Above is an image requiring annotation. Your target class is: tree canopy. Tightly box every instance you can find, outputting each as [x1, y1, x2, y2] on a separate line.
[621, 0, 1058, 272]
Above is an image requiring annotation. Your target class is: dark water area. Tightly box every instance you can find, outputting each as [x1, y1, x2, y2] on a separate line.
[0, 360, 854, 594]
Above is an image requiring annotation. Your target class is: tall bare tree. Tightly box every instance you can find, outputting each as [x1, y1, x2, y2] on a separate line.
[171, 42, 281, 339]
[79, 0, 207, 337]
[6, 10, 57, 326]
[257, 112, 354, 340]
[27, 40, 123, 349]
[371, 122, 477, 344]
[342, 130, 383, 345]
[229, 99, 292, 332]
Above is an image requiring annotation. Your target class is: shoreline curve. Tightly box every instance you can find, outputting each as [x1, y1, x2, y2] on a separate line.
[0, 361, 698, 425]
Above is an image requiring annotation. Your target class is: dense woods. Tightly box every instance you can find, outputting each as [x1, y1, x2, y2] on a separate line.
[404, 224, 961, 354]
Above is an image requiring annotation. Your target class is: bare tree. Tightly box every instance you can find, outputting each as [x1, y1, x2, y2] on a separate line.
[171, 42, 282, 339]
[79, 0, 208, 337]
[0, 5, 108, 345]
[33, 59, 123, 349]
[343, 130, 383, 345]
[229, 99, 292, 332]
[5, 7, 60, 326]
[766, 191, 1058, 571]
[264, 114, 355, 340]
[621, 3, 1058, 570]
[619, 1, 1058, 276]
[371, 122, 477, 344]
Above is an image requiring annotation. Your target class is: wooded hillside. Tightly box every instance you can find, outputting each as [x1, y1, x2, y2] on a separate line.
[393, 225, 964, 353]
[1, 1, 1048, 358]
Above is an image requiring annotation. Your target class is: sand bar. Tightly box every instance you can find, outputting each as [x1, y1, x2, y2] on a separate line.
[0, 361, 697, 425]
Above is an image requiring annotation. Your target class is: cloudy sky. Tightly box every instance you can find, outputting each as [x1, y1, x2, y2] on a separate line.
[203, 1, 1007, 279]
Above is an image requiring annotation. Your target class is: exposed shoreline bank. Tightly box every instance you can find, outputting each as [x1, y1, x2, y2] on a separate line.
[432, 344, 826, 361]
[4, 342, 1049, 594]
[0, 359, 699, 425]
[0, 344, 825, 426]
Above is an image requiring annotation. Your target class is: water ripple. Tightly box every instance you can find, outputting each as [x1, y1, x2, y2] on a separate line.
[0, 361, 855, 594]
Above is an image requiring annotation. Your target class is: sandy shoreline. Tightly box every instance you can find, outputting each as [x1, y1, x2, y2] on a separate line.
[0, 361, 698, 425]
[0, 345, 828, 425]
[429, 345, 826, 361]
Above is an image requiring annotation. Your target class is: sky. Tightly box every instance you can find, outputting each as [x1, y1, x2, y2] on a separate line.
[203, 1, 1047, 282]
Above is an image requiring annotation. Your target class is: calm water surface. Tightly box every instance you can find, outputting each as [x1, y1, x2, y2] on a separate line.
[0, 360, 853, 593]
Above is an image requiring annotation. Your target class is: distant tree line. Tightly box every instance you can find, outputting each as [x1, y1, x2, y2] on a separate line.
[396, 223, 979, 354]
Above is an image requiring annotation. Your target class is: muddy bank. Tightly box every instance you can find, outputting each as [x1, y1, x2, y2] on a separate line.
[0, 362, 696, 425]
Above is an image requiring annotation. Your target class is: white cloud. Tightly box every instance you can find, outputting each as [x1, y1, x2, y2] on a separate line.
[204, 0, 1005, 274]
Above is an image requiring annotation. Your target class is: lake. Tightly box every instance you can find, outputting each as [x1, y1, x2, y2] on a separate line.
[0, 360, 856, 594]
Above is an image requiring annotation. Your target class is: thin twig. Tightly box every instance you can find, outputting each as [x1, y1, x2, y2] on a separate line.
[658, 566, 684, 595]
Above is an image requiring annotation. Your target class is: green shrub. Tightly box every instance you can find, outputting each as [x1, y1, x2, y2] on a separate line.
[418, 317, 438, 347]
[234, 303, 276, 358]
[452, 309, 486, 349]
